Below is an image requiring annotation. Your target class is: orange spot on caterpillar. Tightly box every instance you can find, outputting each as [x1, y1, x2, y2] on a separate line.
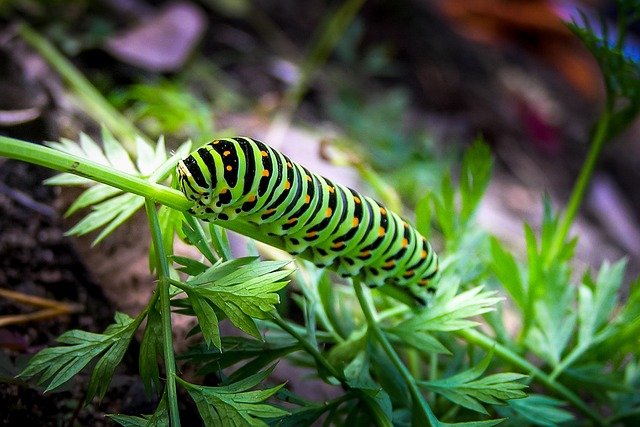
[404, 270, 415, 277]
[384, 260, 395, 268]
[305, 195, 311, 203]
[223, 150, 230, 156]
[213, 140, 220, 144]
[360, 250, 371, 257]
[248, 196, 256, 202]
[261, 150, 268, 157]
[287, 162, 292, 168]
[379, 227, 385, 236]
[402, 238, 408, 248]
[265, 208, 276, 214]
[380, 207, 386, 215]
[328, 186, 335, 194]
[307, 231, 317, 238]
[226, 165, 232, 171]
[287, 218, 297, 224]
[262, 170, 270, 177]
[354, 196, 361, 204]
[421, 250, 427, 259]
[306, 175, 312, 182]
[326, 208, 332, 217]
[284, 181, 291, 190]
[352, 218, 359, 227]
[332, 241, 345, 249]
[221, 188, 228, 194]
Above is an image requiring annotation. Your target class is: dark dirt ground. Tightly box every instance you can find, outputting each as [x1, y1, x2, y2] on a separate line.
[1, 0, 640, 425]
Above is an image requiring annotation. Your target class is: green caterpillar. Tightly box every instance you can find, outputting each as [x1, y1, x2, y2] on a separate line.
[177, 137, 438, 300]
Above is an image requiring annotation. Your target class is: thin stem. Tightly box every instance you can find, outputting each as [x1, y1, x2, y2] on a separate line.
[353, 279, 439, 427]
[270, 311, 393, 427]
[546, 108, 610, 265]
[145, 199, 181, 426]
[457, 328, 605, 426]
[17, 23, 150, 151]
[269, 312, 344, 382]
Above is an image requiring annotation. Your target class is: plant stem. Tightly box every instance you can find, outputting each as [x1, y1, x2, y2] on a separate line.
[0, 136, 191, 211]
[0, 136, 292, 254]
[270, 311, 393, 427]
[457, 328, 604, 426]
[17, 23, 150, 151]
[353, 279, 439, 427]
[145, 199, 181, 426]
[546, 110, 610, 265]
[269, 312, 344, 382]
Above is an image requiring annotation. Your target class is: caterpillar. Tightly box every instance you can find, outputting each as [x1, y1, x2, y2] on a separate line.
[177, 137, 438, 301]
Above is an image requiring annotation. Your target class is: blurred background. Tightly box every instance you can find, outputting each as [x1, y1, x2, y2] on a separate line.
[1, 0, 639, 423]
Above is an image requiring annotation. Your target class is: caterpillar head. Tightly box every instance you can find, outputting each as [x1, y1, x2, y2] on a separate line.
[177, 156, 217, 217]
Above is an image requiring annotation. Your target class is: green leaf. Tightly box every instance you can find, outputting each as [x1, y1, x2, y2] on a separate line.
[420, 350, 527, 414]
[489, 237, 527, 315]
[600, 276, 640, 356]
[415, 191, 433, 238]
[209, 223, 232, 261]
[439, 419, 506, 427]
[176, 259, 292, 349]
[344, 350, 393, 422]
[190, 293, 222, 348]
[79, 132, 110, 165]
[101, 127, 138, 174]
[45, 130, 180, 244]
[504, 394, 574, 427]
[434, 172, 456, 242]
[578, 259, 625, 347]
[65, 184, 122, 216]
[19, 312, 139, 396]
[178, 366, 289, 427]
[139, 304, 163, 395]
[136, 136, 158, 176]
[108, 392, 169, 426]
[394, 279, 502, 333]
[525, 262, 575, 364]
[181, 218, 218, 264]
[460, 139, 492, 223]
[171, 255, 209, 276]
[65, 192, 145, 245]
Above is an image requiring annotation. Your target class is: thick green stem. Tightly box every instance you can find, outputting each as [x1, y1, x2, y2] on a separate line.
[353, 279, 439, 427]
[546, 111, 610, 265]
[17, 23, 150, 151]
[0, 136, 295, 256]
[0, 136, 190, 210]
[457, 328, 604, 425]
[145, 200, 181, 426]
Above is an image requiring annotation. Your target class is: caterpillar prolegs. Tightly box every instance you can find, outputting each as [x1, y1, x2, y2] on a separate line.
[177, 137, 438, 301]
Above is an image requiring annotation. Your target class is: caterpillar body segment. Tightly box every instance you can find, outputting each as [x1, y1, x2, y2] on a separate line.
[177, 137, 439, 301]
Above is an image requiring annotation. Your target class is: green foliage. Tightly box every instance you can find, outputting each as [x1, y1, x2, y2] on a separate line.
[567, 0, 640, 139]
[177, 366, 289, 427]
[172, 257, 292, 349]
[18, 312, 141, 400]
[420, 350, 527, 415]
[44, 127, 192, 245]
[4, 2, 640, 426]
[111, 80, 217, 144]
